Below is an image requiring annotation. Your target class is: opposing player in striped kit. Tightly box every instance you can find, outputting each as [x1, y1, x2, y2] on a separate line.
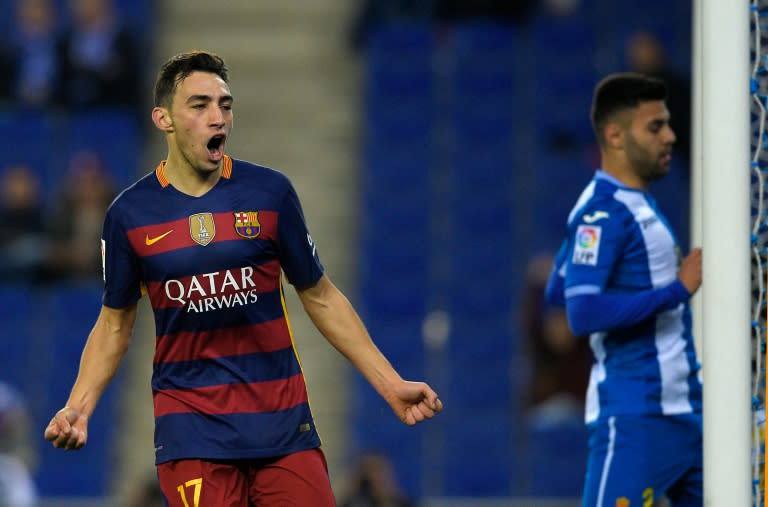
[545, 73, 703, 507]
[44, 50, 443, 506]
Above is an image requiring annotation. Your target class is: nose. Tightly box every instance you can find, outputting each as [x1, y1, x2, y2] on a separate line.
[209, 105, 226, 127]
[664, 124, 676, 145]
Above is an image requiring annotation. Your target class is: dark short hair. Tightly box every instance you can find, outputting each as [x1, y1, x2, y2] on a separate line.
[154, 51, 229, 107]
[590, 72, 667, 145]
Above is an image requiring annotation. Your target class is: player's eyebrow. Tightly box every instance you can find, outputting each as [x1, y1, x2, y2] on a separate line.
[186, 94, 234, 103]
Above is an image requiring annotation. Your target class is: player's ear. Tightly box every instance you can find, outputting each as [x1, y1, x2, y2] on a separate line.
[604, 122, 624, 149]
[152, 107, 174, 133]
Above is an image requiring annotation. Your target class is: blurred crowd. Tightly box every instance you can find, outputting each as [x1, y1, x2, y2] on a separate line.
[0, 1, 135, 499]
[0, 151, 117, 284]
[0, 0, 143, 112]
[0, 0, 141, 285]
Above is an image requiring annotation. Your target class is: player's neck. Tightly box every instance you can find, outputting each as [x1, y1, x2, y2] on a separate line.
[601, 153, 649, 191]
[163, 155, 222, 197]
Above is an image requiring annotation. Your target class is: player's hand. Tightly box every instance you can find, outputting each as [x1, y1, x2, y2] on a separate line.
[44, 406, 89, 450]
[387, 381, 443, 426]
[678, 247, 702, 295]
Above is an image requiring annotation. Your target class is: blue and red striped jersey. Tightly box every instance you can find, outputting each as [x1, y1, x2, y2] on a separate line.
[101, 156, 325, 464]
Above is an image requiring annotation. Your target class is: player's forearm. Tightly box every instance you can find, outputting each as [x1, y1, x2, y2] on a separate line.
[323, 297, 402, 399]
[66, 305, 136, 418]
[565, 280, 690, 336]
[298, 278, 402, 398]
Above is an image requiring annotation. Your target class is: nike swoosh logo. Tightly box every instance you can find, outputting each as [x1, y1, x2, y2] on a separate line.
[145, 230, 173, 246]
[582, 211, 610, 223]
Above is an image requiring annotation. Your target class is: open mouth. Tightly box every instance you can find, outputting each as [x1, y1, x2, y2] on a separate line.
[206, 134, 226, 160]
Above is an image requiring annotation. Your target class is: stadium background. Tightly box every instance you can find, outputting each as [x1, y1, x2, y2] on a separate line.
[0, 0, 694, 505]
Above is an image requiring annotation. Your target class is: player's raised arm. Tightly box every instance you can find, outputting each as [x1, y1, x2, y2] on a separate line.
[44, 303, 137, 450]
[295, 274, 443, 425]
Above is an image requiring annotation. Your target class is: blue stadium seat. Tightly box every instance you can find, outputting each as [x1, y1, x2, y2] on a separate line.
[532, 11, 598, 148]
[361, 206, 428, 237]
[533, 10, 595, 61]
[450, 202, 512, 236]
[33, 284, 121, 497]
[367, 22, 433, 58]
[449, 314, 512, 359]
[441, 413, 513, 496]
[0, 284, 121, 497]
[0, 111, 58, 193]
[446, 360, 512, 410]
[0, 286, 35, 390]
[364, 89, 432, 146]
[114, 0, 155, 35]
[63, 109, 141, 189]
[363, 151, 431, 192]
[362, 203, 428, 233]
[528, 419, 588, 496]
[452, 22, 519, 54]
[0, 0, 12, 35]
[351, 407, 424, 498]
[449, 235, 515, 273]
[365, 23, 433, 113]
[360, 146, 431, 251]
[531, 149, 594, 250]
[452, 23, 520, 102]
[454, 60, 517, 100]
[359, 278, 427, 318]
[453, 104, 518, 148]
[360, 197, 429, 229]
[352, 299, 427, 498]
[366, 62, 432, 102]
[359, 262, 428, 291]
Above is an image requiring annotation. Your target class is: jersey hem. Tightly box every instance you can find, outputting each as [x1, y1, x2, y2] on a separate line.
[154, 440, 323, 465]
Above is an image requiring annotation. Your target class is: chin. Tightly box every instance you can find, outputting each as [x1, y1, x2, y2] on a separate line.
[196, 161, 220, 174]
[649, 168, 670, 181]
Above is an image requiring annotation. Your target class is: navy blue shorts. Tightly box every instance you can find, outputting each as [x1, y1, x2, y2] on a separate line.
[581, 413, 702, 507]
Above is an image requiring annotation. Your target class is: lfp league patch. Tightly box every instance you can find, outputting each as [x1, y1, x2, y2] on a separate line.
[573, 224, 601, 266]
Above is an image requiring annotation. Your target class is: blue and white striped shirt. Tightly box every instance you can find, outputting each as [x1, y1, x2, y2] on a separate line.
[546, 170, 702, 424]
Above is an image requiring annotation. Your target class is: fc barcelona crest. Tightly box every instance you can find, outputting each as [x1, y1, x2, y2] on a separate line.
[189, 212, 216, 246]
[234, 211, 261, 239]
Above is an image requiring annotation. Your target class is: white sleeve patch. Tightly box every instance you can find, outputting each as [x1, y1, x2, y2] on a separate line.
[572, 225, 601, 266]
[101, 239, 106, 282]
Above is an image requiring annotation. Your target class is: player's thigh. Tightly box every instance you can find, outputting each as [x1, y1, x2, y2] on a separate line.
[157, 459, 249, 507]
[664, 463, 702, 507]
[661, 415, 702, 507]
[582, 416, 657, 507]
[248, 448, 335, 507]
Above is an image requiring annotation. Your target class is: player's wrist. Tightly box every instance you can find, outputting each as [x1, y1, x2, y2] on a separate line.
[61, 403, 91, 422]
[670, 279, 692, 301]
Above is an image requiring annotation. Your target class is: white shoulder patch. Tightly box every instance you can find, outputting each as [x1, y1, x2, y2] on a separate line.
[573, 225, 601, 265]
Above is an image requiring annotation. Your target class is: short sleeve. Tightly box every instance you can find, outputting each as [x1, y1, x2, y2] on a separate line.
[276, 183, 324, 286]
[102, 204, 142, 308]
